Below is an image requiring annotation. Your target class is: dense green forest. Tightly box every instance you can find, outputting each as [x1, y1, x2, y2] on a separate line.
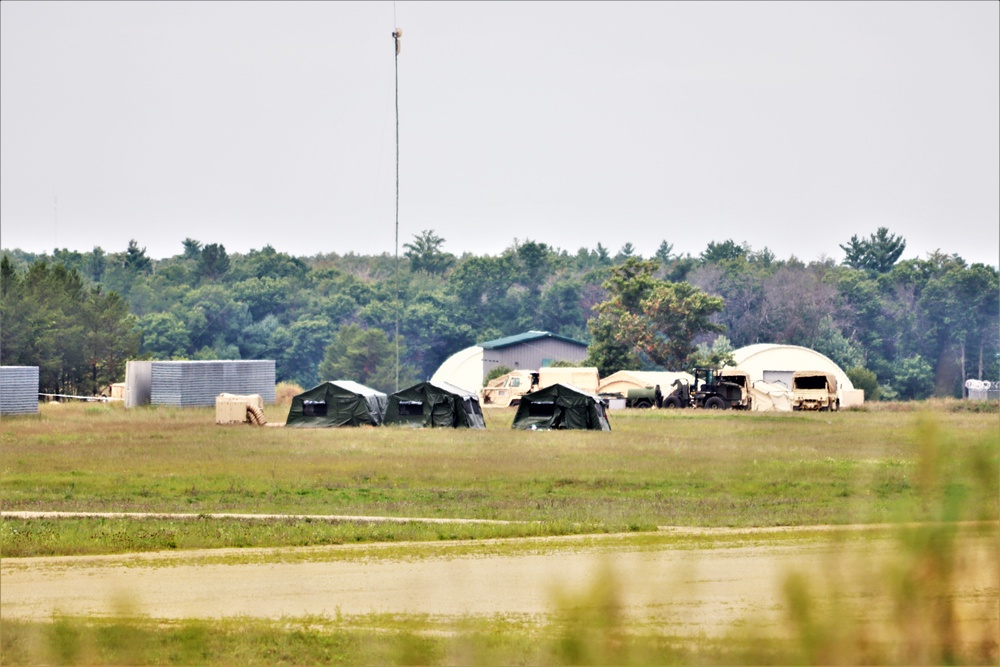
[1, 228, 997, 400]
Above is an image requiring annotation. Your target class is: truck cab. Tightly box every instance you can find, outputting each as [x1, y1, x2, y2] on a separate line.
[662, 368, 751, 410]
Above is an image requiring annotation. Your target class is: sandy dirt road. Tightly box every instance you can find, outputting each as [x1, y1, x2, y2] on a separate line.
[3, 530, 997, 638]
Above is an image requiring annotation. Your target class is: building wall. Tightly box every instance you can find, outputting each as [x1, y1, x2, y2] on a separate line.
[481, 339, 588, 377]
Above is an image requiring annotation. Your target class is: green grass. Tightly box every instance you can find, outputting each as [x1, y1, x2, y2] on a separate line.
[0, 516, 625, 558]
[2, 401, 997, 665]
[2, 402, 997, 557]
[0, 524, 859, 570]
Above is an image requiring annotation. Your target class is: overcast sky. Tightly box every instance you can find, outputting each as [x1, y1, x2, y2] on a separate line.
[2, 1, 998, 266]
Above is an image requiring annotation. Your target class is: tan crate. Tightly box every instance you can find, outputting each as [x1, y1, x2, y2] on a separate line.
[215, 393, 264, 424]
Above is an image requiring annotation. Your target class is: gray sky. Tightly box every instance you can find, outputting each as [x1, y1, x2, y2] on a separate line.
[2, 1, 998, 265]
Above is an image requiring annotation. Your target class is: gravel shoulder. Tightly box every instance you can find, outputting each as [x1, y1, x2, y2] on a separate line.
[2, 519, 997, 639]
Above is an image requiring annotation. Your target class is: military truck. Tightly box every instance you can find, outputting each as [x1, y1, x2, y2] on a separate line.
[661, 368, 751, 410]
[480, 367, 600, 408]
[791, 371, 839, 411]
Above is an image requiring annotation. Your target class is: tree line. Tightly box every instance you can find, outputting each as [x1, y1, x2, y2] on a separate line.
[1, 228, 996, 400]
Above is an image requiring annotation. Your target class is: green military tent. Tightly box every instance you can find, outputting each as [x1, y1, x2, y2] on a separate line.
[511, 383, 611, 431]
[286, 380, 388, 427]
[384, 381, 486, 429]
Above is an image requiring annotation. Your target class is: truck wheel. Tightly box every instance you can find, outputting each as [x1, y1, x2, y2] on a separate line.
[663, 398, 679, 409]
[635, 399, 652, 409]
[705, 397, 726, 410]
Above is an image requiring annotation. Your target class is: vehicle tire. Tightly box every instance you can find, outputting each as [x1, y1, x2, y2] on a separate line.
[705, 397, 726, 410]
[663, 398, 679, 409]
[510, 399, 520, 407]
[635, 399, 652, 409]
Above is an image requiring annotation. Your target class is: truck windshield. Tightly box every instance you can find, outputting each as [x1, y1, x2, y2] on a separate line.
[794, 376, 828, 390]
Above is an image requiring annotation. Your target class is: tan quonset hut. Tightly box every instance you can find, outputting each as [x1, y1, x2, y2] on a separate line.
[725, 344, 864, 408]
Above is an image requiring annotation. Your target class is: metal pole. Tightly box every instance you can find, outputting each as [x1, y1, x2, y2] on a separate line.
[393, 28, 401, 392]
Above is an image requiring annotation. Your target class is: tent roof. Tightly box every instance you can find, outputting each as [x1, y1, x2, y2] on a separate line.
[325, 380, 386, 397]
[526, 382, 604, 403]
[479, 330, 587, 350]
[428, 380, 479, 399]
[731, 344, 831, 367]
[394, 380, 479, 400]
[429, 346, 484, 394]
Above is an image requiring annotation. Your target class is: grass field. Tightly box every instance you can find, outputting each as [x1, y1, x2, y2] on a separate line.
[1, 400, 997, 556]
[1, 399, 997, 665]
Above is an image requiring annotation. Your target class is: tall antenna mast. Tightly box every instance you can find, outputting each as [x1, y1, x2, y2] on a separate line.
[392, 24, 402, 392]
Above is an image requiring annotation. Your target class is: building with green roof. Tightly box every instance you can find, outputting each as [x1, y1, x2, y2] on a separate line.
[431, 331, 589, 393]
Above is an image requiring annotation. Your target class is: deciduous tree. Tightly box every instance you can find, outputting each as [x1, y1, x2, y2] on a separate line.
[586, 259, 725, 374]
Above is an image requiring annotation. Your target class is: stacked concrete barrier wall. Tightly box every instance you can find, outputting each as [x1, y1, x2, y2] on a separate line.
[149, 360, 276, 407]
[0, 366, 39, 415]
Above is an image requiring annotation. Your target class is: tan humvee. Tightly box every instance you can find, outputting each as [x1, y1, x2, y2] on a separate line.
[791, 371, 839, 411]
[480, 370, 535, 408]
[480, 367, 600, 408]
